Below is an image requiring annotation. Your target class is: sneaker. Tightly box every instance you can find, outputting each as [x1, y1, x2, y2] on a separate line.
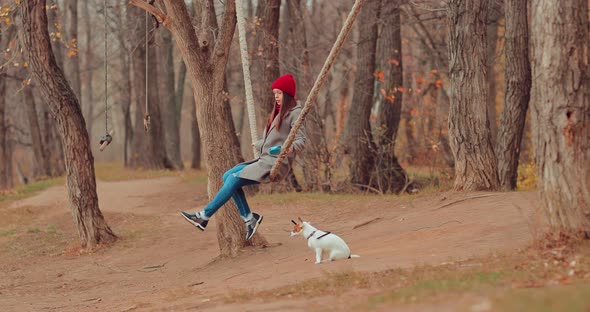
[180, 211, 208, 231]
[245, 213, 263, 240]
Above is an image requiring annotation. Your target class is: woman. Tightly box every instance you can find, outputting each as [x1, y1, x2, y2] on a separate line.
[181, 74, 306, 240]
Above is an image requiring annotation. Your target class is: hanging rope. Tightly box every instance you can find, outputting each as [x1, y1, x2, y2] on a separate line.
[143, 10, 151, 132]
[104, 0, 108, 134]
[269, 0, 367, 179]
[99, 0, 113, 152]
[236, 0, 259, 157]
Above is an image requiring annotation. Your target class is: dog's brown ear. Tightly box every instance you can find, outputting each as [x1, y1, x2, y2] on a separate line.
[298, 217, 303, 223]
[291, 220, 297, 225]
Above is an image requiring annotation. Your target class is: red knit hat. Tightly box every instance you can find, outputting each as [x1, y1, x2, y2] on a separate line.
[271, 74, 296, 97]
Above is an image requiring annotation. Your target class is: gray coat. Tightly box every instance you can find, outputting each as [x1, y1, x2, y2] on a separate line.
[239, 103, 306, 183]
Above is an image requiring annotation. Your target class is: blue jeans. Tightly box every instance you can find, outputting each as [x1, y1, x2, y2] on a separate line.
[203, 164, 259, 219]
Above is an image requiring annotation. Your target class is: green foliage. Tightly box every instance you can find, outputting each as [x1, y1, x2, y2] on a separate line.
[0, 228, 16, 237]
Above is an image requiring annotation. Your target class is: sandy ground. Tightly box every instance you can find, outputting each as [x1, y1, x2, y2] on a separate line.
[0, 176, 541, 311]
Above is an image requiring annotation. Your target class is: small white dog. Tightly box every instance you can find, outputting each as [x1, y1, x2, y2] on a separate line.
[291, 217, 360, 264]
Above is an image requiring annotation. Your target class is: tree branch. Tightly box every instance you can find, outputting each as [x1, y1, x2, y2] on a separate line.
[403, 4, 446, 70]
[213, 0, 236, 63]
[128, 0, 169, 27]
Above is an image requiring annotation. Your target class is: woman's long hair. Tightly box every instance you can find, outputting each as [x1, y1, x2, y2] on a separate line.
[266, 92, 297, 132]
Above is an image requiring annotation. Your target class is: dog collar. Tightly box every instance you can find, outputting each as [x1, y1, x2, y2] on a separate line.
[307, 230, 331, 240]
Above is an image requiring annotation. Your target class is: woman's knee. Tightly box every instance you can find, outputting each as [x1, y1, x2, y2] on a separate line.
[222, 170, 233, 182]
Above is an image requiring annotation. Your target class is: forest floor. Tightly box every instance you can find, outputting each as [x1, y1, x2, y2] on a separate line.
[0, 166, 589, 311]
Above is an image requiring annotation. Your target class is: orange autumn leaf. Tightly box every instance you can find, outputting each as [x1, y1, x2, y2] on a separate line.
[373, 70, 384, 83]
[397, 86, 405, 93]
[380, 89, 395, 103]
[435, 79, 443, 88]
[387, 58, 400, 66]
[415, 76, 425, 85]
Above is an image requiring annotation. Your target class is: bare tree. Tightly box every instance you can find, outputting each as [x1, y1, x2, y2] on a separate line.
[496, 0, 531, 190]
[530, 0, 590, 231]
[373, 0, 407, 193]
[252, 0, 280, 125]
[23, 85, 51, 178]
[286, 0, 329, 191]
[0, 66, 8, 190]
[130, 0, 267, 257]
[116, 1, 133, 166]
[64, 0, 81, 100]
[158, 29, 183, 169]
[129, 6, 168, 169]
[189, 0, 201, 170]
[344, 0, 380, 188]
[17, 0, 116, 247]
[447, 0, 500, 191]
[0, 26, 14, 189]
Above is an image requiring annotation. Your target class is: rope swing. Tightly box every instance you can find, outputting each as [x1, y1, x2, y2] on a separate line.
[143, 10, 151, 133]
[235, 0, 259, 157]
[269, 0, 367, 179]
[99, 0, 113, 152]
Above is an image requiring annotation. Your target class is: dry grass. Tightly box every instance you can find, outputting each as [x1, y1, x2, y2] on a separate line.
[224, 238, 590, 310]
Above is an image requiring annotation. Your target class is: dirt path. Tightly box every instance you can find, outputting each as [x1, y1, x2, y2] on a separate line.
[0, 177, 541, 311]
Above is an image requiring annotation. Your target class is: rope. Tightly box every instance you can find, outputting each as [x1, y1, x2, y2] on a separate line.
[103, 0, 108, 133]
[269, 0, 367, 180]
[143, 10, 151, 132]
[236, 0, 259, 157]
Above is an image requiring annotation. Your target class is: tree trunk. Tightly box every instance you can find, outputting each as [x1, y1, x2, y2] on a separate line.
[496, 0, 531, 190]
[118, 1, 133, 166]
[0, 27, 13, 189]
[252, 0, 280, 125]
[119, 50, 133, 167]
[158, 30, 183, 169]
[23, 86, 51, 178]
[175, 58, 187, 132]
[486, 1, 502, 146]
[189, 87, 201, 169]
[38, 101, 65, 176]
[435, 86, 455, 169]
[374, 0, 407, 193]
[64, 0, 81, 100]
[344, 0, 379, 188]
[17, 0, 116, 248]
[0, 72, 9, 190]
[132, 0, 268, 256]
[530, 0, 590, 231]
[447, 0, 500, 191]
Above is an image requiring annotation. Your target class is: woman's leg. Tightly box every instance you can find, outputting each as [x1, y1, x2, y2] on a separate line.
[222, 164, 247, 182]
[222, 164, 258, 219]
[202, 165, 253, 218]
[232, 180, 258, 219]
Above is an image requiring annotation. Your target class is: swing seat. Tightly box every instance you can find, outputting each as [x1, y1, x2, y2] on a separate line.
[99, 131, 114, 152]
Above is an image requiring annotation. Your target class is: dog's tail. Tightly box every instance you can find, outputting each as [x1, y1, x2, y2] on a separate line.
[348, 254, 360, 259]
